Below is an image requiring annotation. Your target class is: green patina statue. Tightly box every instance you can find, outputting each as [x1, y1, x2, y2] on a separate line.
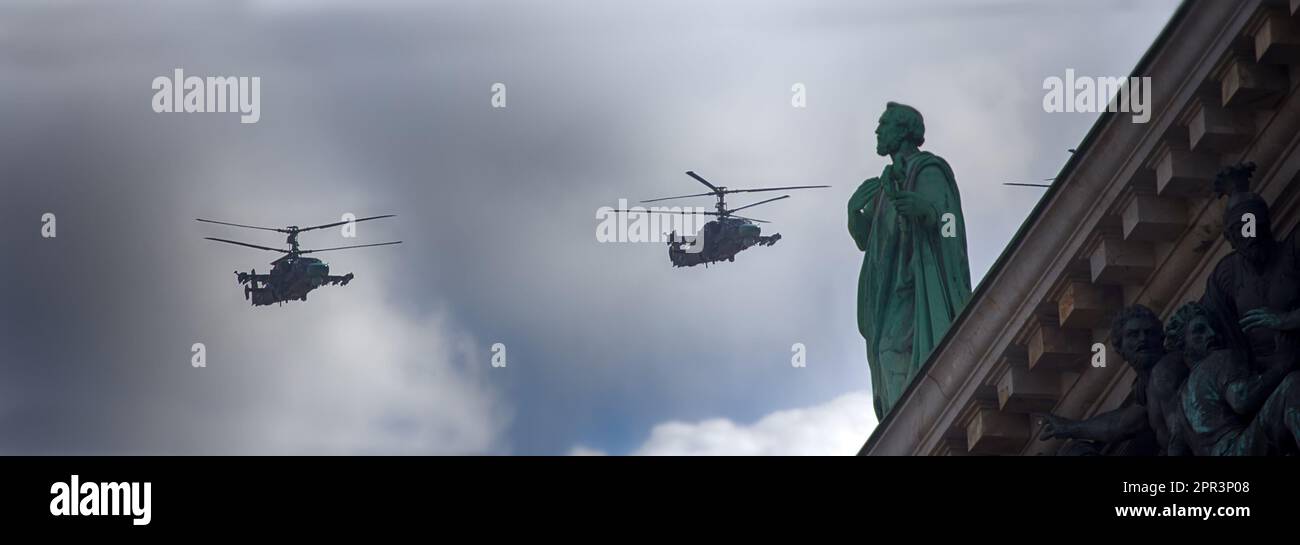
[1165, 301, 1300, 456]
[848, 102, 971, 419]
[1032, 163, 1300, 457]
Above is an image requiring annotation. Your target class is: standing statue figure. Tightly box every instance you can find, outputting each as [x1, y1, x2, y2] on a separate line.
[848, 102, 971, 418]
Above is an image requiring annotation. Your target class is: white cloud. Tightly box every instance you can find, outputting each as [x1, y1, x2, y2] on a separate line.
[567, 445, 608, 456]
[249, 298, 512, 454]
[602, 390, 876, 456]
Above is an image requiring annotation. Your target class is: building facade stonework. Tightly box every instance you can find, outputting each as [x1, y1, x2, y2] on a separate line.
[862, 0, 1300, 456]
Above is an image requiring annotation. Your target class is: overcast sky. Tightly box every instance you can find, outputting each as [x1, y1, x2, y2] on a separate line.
[0, 0, 1181, 455]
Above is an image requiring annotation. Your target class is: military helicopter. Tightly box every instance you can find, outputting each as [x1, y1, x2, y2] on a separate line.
[613, 171, 828, 267]
[196, 215, 401, 306]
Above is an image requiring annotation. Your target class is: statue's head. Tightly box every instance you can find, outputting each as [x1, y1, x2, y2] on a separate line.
[876, 102, 925, 157]
[1215, 162, 1273, 266]
[1223, 196, 1272, 265]
[1164, 302, 1217, 363]
[1110, 304, 1165, 371]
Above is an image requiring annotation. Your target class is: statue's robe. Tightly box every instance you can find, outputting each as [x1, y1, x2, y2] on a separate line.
[849, 151, 971, 418]
[1188, 229, 1300, 454]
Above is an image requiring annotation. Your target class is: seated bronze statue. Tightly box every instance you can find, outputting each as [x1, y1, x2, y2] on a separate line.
[1201, 163, 1300, 378]
[1037, 163, 1300, 456]
[1164, 302, 1300, 456]
[1037, 305, 1187, 455]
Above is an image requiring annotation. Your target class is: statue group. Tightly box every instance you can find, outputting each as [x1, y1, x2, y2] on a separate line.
[1040, 163, 1300, 455]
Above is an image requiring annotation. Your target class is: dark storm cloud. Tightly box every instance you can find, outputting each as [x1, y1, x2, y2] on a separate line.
[0, 0, 1179, 454]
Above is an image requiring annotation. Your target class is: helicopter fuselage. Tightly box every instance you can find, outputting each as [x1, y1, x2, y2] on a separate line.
[668, 217, 780, 267]
[616, 171, 822, 268]
[237, 256, 354, 306]
[198, 214, 399, 307]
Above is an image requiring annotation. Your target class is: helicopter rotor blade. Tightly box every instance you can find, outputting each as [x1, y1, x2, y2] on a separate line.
[723, 185, 829, 194]
[295, 214, 397, 233]
[728, 195, 789, 214]
[299, 241, 403, 254]
[203, 237, 288, 252]
[196, 218, 287, 233]
[685, 171, 720, 192]
[609, 209, 720, 216]
[639, 192, 717, 203]
[731, 215, 769, 224]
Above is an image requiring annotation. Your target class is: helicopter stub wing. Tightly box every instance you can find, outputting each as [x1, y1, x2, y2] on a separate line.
[234, 271, 271, 286]
[323, 273, 355, 286]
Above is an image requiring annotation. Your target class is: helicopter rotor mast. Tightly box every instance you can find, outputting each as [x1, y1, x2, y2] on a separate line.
[684, 171, 730, 216]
